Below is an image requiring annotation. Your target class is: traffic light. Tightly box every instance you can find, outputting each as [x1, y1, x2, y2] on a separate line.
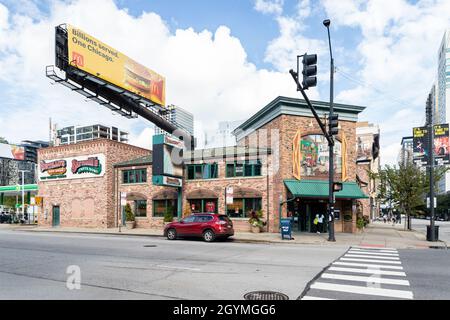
[302, 54, 317, 90]
[329, 114, 339, 136]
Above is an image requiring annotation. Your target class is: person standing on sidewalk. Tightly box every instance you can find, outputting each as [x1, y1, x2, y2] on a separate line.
[316, 213, 324, 234]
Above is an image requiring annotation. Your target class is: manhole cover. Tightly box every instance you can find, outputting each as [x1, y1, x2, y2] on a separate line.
[143, 245, 157, 248]
[244, 291, 289, 300]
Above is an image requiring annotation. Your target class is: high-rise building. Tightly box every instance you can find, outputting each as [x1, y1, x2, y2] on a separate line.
[54, 124, 129, 146]
[399, 136, 414, 166]
[432, 30, 450, 193]
[155, 105, 194, 137]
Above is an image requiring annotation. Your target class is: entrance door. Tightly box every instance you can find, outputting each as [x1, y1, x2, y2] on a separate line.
[52, 206, 60, 227]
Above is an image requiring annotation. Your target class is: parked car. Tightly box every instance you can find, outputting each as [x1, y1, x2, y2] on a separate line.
[164, 213, 234, 242]
[0, 212, 12, 224]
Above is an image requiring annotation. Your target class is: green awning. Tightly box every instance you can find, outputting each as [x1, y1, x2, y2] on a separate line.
[284, 180, 368, 199]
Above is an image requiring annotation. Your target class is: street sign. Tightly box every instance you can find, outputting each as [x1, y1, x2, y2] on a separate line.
[427, 197, 437, 209]
[120, 192, 127, 206]
[226, 186, 234, 205]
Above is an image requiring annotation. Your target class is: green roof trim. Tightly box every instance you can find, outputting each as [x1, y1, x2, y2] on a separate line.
[0, 184, 38, 193]
[114, 154, 153, 168]
[284, 180, 369, 199]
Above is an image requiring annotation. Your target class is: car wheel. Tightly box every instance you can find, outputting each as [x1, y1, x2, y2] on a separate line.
[167, 228, 177, 240]
[203, 230, 216, 242]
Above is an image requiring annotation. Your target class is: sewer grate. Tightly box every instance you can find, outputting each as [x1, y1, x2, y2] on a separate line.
[143, 245, 157, 248]
[243, 291, 289, 300]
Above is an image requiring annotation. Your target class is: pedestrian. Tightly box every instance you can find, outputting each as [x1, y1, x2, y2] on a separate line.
[383, 214, 387, 223]
[392, 215, 396, 225]
[315, 213, 325, 234]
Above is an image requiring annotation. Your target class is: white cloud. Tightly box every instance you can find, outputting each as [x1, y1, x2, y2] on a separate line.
[320, 0, 450, 165]
[0, 0, 299, 148]
[254, 0, 284, 16]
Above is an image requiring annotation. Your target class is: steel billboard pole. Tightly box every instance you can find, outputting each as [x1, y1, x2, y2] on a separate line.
[427, 94, 436, 241]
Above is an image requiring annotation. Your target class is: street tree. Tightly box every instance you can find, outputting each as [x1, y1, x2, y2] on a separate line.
[373, 162, 447, 230]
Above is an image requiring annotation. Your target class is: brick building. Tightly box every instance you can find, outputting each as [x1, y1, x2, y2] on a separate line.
[37, 96, 369, 234]
[37, 139, 150, 228]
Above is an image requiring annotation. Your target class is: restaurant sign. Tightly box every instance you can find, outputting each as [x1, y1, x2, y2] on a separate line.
[39, 154, 105, 181]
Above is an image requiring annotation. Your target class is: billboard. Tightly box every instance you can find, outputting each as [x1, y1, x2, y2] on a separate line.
[433, 124, 450, 165]
[0, 143, 25, 160]
[38, 154, 105, 181]
[413, 127, 429, 166]
[152, 135, 184, 187]
[67, 25, 165, 106]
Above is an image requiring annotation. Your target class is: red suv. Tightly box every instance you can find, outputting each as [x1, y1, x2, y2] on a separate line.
[164, 214, 234, 242]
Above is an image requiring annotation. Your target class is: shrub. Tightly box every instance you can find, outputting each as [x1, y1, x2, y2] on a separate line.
[356, 217, 365, 229]
[248, 210, 265, 228]
[124, 203, 135, 222]
[164, 210, 174, 223]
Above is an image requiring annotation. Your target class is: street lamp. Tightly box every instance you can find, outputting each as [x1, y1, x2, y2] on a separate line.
[323, 19, 336, 242]
[18, 170, 30, 224]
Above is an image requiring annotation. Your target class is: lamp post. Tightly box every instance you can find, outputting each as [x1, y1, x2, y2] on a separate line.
[18, 170, 30, 224]
[323, 19, 336, 242]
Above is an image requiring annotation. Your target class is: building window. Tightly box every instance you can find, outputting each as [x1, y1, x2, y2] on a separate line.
[122, 169, 147, 184]
[189, 199, 217, 213]
[226, 160, 262, 178]
[186, 163, 218, 180]
[134, 200, 147, 217]
[227, 198, 262, 218]
[153, 199, 177, 218]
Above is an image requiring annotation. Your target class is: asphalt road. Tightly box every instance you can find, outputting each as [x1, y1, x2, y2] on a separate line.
[0, 229, 347, 300]
[411, 218, 450, 244]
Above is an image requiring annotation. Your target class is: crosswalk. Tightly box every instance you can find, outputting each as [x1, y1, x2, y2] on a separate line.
[301, 246, 414, 300]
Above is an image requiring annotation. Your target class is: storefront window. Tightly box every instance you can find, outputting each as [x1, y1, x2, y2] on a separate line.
[226, 161, 262, 178]
[227, 198, 262, 218]
[153, 199, 177, 218]
[134, 200, 147, 217]
[186, 163, 218, 180]
[122, 169, 147, 184]
[189, 199, 217, 213]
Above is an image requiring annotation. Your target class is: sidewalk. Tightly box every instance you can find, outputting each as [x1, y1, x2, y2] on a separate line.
[2, 222, 447, 249]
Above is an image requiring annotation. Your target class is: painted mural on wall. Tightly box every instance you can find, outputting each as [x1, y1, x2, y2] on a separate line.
[300, 135, 342, 177]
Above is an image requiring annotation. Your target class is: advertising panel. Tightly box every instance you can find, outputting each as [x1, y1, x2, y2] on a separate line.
[152, 135, 184, 179]
[0, 143, 25, 160]
[434, 124, 450, 165]
[67, 25, 165, 106]
[38, 154, 105, 181]
[413, 127, 429, 166]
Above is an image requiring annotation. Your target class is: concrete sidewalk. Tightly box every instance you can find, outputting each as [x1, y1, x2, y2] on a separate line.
[1, 222, 447, 249]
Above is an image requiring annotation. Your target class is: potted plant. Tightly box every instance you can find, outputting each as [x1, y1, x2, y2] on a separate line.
[248, 210, 265, 233]
[124, 203, 135, 230]
[356, 217, 365, 233]
[163, 209, 174, 225]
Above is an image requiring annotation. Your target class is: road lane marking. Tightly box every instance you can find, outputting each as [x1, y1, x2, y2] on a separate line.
[321, 273, 410, 286]
[156, 265, 201, 271]
[301, 296, 335, 300]
[348, 250, 399, 256]
[310, 282, 413, 299]
[341, 258, 401, 264]
[351, 247, 398, 253]
[333, 262, 404, 270]
[354, 246, 397, 251]
[328, 267, 406, 276]
[344, 254, 400, 260]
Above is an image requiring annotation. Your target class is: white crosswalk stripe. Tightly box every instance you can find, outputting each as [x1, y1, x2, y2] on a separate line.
[301, 247, 414, 300]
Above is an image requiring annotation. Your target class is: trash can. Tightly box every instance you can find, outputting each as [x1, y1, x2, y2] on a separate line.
[426, 225, 439, 241]
[280, 218, 293, 240]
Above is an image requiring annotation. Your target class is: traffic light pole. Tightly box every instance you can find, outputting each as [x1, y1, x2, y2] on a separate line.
[325, 20, 336, 242]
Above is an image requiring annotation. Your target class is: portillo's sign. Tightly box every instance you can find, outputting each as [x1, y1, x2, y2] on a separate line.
[39, 154, 105, 181]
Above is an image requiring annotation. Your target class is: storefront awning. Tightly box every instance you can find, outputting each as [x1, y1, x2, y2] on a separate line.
[0, 184, 38, 193]
[284, 180, 368, 199]
[153, 190, 178, 200]
[186, 189, 218, 200]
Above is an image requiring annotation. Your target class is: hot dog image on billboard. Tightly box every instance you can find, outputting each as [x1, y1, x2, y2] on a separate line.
[67, 24, 165, 106]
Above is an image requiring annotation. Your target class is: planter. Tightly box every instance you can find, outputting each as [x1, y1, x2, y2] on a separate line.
[125, 221, 136, 230]
[251, 225, 261, 233]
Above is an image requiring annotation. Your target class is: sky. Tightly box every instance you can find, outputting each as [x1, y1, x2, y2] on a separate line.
[0, 0, 449, 165]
